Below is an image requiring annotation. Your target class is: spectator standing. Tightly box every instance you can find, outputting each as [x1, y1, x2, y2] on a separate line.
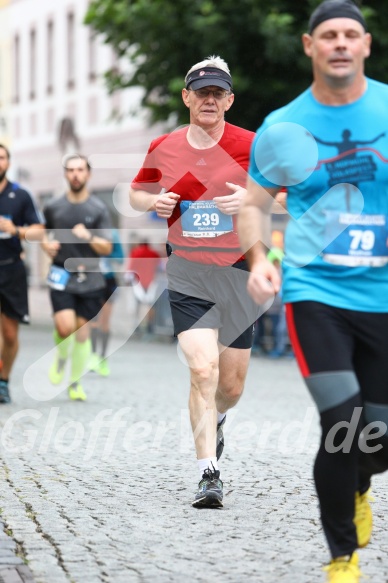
[125, 240, 161, 338]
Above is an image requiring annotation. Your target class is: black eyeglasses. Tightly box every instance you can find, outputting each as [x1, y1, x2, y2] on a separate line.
[189, 88, 230, 100]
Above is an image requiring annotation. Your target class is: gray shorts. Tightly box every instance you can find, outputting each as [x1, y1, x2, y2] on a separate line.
[166, 254, 260, 348]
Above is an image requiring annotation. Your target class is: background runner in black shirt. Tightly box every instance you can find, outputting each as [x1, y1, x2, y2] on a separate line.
[42, 154, 112, 401]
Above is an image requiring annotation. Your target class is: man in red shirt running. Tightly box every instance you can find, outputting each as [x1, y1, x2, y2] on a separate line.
[130, 55, 260, 508]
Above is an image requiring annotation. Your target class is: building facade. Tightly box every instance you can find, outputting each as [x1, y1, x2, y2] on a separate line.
[0, 0, 12, 147]
[0, 0, 168, 284]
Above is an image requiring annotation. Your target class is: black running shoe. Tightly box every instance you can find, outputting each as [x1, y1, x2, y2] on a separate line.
[192, 468, 223, 508]
[216, 415, 226, 460]
[0, 380, 11, 404]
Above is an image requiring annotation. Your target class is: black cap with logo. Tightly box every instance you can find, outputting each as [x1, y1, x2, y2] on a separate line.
[185, 67, 233, 91]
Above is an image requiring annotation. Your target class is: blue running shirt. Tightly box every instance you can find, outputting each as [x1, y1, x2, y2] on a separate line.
[249, 78, 388, 312]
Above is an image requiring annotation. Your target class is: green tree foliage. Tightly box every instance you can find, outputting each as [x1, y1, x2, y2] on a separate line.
[85, 0, 388, 131]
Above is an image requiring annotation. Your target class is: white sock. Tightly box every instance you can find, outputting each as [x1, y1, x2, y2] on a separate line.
[217, 412, 226, 424]
[198, 457, 219, 479]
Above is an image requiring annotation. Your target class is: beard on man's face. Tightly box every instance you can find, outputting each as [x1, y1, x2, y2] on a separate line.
[69, 180, 86, 193]
[0, 171, 7, 183]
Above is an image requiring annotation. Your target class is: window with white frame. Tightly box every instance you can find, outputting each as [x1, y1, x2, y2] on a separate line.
[29, 28, 36, 100]
[67, 12, 75, 89]
[13, 34, 20, 103]
[47, 20, 54, 94]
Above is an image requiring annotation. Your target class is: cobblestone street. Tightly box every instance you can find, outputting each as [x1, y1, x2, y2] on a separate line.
[0, 310, 387, 583]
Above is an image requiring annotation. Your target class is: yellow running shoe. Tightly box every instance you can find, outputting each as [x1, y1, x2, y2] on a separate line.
[323, 553, 360, 583]
[98, 358, 110, 377]
[49, 355, 67, 385]
[354, 488, 373, 548]
[68, 382, 87, 401]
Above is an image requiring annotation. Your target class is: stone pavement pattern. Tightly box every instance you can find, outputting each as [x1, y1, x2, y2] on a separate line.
[0, 322, 387, 583]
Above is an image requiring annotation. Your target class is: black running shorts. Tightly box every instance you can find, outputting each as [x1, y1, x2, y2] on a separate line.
[0, 260, 30, 324]
[103, 276, 119, 303]
[50, 288, 104, 321]
[286, 300, 388, 403]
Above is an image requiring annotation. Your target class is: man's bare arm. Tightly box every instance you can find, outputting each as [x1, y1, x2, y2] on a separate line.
[238, 178, 281, 303]
[130, 189, 159, 213]
[238, 178, 278, 263]
[130, 189, 180, 219]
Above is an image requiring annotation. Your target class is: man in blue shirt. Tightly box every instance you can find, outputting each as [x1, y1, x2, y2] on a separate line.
[238, 1, 388, 581]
